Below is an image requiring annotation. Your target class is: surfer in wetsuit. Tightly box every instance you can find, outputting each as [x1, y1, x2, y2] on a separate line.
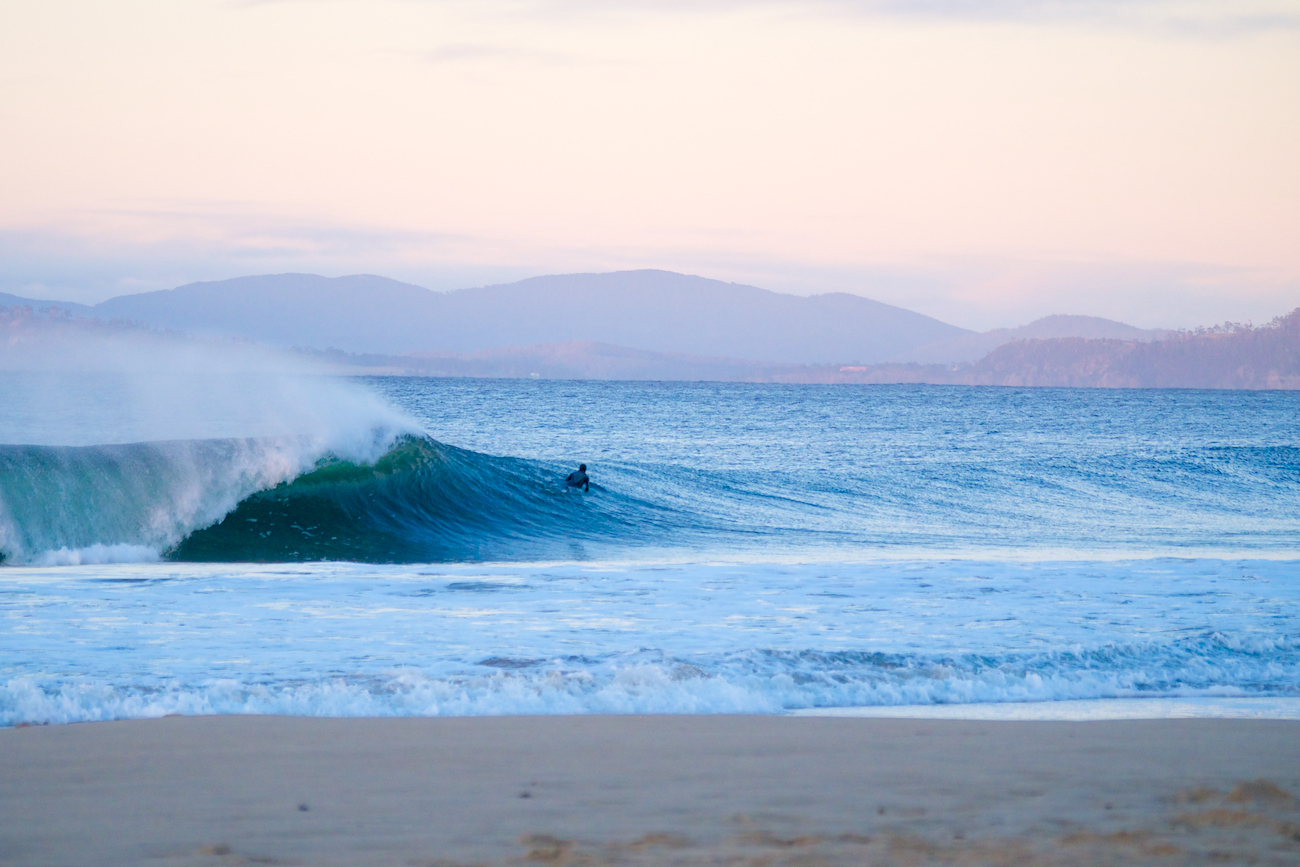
[566, 464, 590, 492]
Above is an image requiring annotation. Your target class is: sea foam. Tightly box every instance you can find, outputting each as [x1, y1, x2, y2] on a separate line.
[34, 544, 160, 566]
[2, 558, 1296, 726]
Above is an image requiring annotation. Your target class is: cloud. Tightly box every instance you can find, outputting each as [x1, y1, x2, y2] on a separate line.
[0, 210, 530, 304]
[235, 0, 1300, 37]
[83, 203, 468, 257]
[421, 42, 590, 67]
[842, 0, 1300, 36]
[431, 0, 1300, 37]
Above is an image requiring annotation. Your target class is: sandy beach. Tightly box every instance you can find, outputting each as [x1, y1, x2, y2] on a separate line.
[3, 715, 1299, 866]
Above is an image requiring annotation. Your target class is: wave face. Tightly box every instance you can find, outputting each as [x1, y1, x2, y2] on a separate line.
[0, 433, 686, 566]
[168, 436, 659, 563]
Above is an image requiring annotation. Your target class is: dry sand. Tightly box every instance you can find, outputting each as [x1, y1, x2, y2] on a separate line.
[2, 715, 1299, 866]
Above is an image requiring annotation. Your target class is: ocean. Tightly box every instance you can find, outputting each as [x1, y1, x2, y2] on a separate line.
[2, 377, 1298, 725]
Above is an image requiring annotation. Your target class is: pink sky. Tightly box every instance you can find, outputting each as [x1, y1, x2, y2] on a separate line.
[1, 0, 1297, 329]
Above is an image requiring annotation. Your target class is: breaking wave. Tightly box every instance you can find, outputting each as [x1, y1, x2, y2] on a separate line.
[5, 631, 1298, 725]
[3, 434, 1300, 564]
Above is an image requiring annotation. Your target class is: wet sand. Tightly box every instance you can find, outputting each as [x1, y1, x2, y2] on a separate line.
[2, 715, 1299, 866]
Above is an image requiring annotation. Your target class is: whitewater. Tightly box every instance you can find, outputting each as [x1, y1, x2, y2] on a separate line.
[2, 376, 1299, 725]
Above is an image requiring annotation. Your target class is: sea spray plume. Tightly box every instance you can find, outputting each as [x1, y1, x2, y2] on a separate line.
[0, 306, 417, 446]
[0, 308, 420, 564]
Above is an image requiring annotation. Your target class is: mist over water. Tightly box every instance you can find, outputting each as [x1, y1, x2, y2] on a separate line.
[0, 325, 414, 446]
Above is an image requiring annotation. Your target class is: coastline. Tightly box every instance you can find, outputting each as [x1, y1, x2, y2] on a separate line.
[4, 714, 1299, 866]
[792, 696, 1300, 721]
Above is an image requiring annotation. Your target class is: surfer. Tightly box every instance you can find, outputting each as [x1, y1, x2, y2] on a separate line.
[566, 464, 590, 492]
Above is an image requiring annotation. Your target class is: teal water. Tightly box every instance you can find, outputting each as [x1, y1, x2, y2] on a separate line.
[5, 380, 1298, 563]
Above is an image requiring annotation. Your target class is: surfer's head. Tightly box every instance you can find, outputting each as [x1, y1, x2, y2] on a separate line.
[579, 464, 586, 472]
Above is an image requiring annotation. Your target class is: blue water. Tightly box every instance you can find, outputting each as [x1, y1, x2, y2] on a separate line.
[1, 378, 1298, 724]
[373, 379, 1300, 557]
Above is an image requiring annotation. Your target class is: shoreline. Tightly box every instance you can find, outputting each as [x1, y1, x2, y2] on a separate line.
[793, 696, 1300, 720]
[4, 714, 1298, 866]
[8, 694, 1300, 731]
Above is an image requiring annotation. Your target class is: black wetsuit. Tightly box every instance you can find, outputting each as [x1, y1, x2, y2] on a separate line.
[566, 470, 589, 491]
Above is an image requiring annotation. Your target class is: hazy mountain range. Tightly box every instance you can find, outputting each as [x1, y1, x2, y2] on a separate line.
[0, 270, 1169, 366]
[4, 271, 1297, 389]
